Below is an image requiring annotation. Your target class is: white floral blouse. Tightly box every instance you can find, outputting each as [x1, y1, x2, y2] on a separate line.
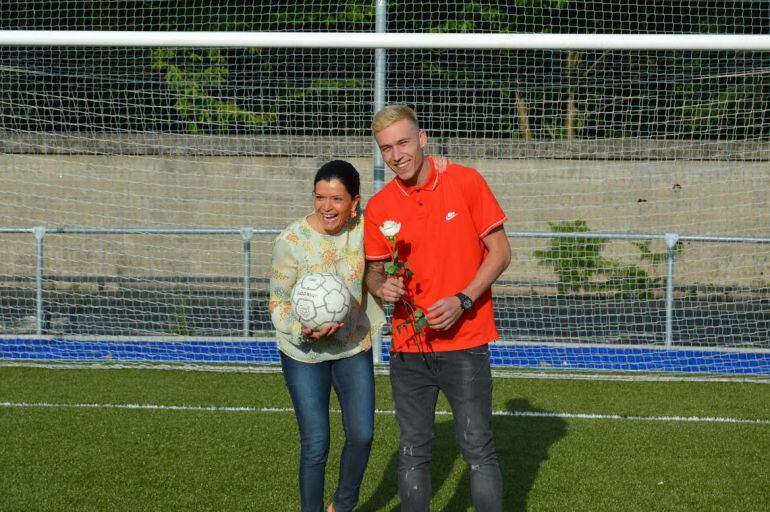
[269, 213, 385, 363]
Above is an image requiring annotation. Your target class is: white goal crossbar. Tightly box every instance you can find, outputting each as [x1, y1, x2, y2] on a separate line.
[1, 31, 770, 50]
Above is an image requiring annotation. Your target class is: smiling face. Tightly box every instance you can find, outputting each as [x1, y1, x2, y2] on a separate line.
[374, 117, 429, 187]
[312, 178, 360, 235]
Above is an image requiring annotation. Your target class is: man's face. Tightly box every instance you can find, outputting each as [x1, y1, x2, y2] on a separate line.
[374, 118, 428, 186]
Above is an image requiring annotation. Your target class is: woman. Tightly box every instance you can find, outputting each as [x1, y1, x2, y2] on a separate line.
[269, 160, 385, 512]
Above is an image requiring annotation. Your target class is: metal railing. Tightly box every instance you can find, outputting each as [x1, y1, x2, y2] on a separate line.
[0, 227, 279, 338]
[1, 227, 769, 363]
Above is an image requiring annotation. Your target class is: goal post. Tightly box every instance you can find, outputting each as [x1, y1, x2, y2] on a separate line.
[1, 26, 769, 375]
[2, 31, 770, 49]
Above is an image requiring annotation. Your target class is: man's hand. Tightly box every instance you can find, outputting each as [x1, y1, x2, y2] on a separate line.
[303, 322, 344, 340]
[424, 227, 510, 332]
[366, 262, 406, 304]
[378, 276, 407, 304]
[425, 295, 464, 331]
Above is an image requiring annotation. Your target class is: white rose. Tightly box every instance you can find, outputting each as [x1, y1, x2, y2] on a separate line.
[379, 220, 401, 239]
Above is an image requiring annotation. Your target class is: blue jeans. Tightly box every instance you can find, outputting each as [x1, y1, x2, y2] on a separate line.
[281, 350, 375, 512]
[389, 344, 503, 512]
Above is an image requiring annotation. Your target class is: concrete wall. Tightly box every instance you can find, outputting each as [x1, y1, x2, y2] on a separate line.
[1, 140, 769, 289]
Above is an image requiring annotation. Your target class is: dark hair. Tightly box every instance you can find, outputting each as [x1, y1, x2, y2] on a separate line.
[313, 160, 360, 197]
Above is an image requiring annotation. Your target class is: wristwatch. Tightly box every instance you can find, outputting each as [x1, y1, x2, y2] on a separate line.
[455, 292, 473, 313]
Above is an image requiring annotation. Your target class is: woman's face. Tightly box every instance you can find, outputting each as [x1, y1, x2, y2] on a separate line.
[313, 178, 360, 235]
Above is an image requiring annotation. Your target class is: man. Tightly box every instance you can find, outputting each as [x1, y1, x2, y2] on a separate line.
[364, 105, 510, 511]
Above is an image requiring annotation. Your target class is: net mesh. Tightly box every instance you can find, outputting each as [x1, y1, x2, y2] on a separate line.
[1, 1, 768, 373]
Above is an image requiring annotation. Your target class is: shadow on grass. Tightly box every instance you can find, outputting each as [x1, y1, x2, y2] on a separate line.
[359, 398, 566, 511]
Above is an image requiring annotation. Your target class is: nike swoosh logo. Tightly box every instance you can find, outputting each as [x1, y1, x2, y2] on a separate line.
[445, 211, 458, 221]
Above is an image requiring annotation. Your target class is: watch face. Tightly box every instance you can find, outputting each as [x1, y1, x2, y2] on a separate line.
[458, 294, 472, 311]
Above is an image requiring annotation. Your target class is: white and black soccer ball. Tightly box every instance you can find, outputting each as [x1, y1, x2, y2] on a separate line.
[290, 272, 352, 331]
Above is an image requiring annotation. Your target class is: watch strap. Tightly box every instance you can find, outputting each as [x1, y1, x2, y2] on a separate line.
[455, 292, 473, 312]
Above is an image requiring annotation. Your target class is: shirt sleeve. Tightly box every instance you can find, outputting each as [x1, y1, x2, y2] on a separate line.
[269, 235, 305, 344]
[466, 169, 507, 238]
[363, 206, 392, 261]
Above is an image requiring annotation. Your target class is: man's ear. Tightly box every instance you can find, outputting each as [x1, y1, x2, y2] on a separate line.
[419, 129, 427, 149]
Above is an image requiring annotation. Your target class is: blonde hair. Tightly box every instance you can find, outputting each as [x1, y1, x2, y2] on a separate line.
[372, 104, 419, 135]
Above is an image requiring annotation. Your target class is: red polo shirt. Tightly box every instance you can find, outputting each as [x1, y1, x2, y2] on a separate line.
[364, 159, 507, 352]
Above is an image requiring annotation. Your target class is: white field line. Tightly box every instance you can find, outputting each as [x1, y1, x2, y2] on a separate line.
[1, 401, 769, 425]
[1, 361, 769, 384]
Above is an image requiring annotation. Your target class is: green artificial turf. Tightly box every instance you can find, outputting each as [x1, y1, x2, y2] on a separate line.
[0, 366, 767, 511]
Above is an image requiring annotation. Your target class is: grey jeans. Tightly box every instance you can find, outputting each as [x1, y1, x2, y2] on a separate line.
[389, 344, 503, 512]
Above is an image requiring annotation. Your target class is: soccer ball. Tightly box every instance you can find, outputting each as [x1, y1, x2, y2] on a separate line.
[290, 272, 352, 331]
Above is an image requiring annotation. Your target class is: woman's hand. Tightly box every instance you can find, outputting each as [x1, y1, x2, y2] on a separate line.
[432, 155, 452, 174]
[303, 322, 344, 340]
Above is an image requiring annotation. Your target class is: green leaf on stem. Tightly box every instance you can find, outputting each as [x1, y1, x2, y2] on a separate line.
[395, 320, 411, 334]
[415, 308, 430, 331]
[384, 261, 398, 276]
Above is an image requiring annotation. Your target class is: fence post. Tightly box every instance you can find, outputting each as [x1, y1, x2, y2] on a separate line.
[241, 228, 254, 337]
[33, 226, 46, 335]
[373, 0, 388, 196]
[371, 0, 389, 364]
[664, 232, 679, 346]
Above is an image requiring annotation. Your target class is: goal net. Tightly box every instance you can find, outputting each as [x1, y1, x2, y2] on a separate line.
[1, 1, 768, 375]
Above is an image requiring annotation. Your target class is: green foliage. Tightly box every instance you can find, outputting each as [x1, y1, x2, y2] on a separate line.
[534, 220, 681, 297]
[533, 220, 606, 294]
[169, 300, 193, 336]
[291, 79, 369, 96]
[678, 79, 768, 138]
[8, 2, 770, 140]
[430, 2, 508, 33]
[413, 308, 429, 331]
[269, 0, 375, 29]
[152, 48, 276, 134]
[634, 240, 683, 264]
[288, 78, 372, 136]
[601, 263, 657, 297]
[383, 249, 410, 277]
